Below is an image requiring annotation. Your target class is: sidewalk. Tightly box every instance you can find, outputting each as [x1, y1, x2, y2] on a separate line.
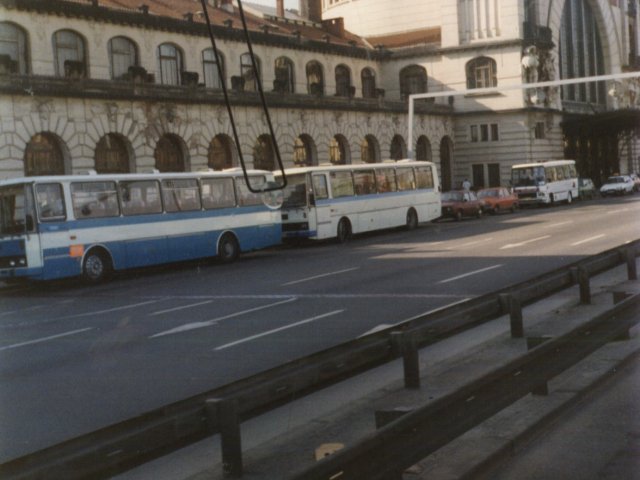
[115, 262, 640, 480]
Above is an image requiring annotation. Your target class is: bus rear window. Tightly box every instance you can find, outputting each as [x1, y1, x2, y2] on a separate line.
[236, 176, 266, 206]
[201, 177, 236, 209]
[36, 183, 66, 220]
[162, 179, 201, 212]
[415, 167, 434, 189]
[71, 182, 120, 219]
[119, 181, 162, 215]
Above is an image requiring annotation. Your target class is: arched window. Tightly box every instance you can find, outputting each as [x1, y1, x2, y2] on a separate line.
[208, 134, 235, 170]
[466, 57, 497, 89]
[24, 133, 65, 176]
[335, 64, 351, 97]
[253, 134, 275, 170]
[361, 68, 376, 99]
[390, 135, 407, 160]
[0, 22, 29, 74]
[108, 36, 137, 80]
[95, 134, 131, 173]
[53, 30, 86, 77]
[241, 53, 261, 92]
[202, 48, 224, 89]
[399, 65, 427, 100]
[306, 61, 324, 96]
[158, 43, 183, 86]
[293, 135, 316, 166]
[154, 134, 186, 172]
[274, 57, 295, 93]
[330, 135, 350, 165]
[415, 136, 432, 161]
[360, 135, 380, 164]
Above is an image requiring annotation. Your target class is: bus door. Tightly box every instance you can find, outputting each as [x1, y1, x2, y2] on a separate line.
[310, 174, 331, 238]
[34, 183, 70, 276]
[0, 183, 41, 277]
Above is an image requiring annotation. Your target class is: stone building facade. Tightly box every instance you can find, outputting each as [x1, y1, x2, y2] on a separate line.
[0, 0, 638, 189]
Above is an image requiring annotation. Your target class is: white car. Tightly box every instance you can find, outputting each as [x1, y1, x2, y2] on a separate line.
[599, 175, 635, 196]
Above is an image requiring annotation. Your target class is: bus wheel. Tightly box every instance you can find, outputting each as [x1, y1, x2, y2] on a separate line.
[83, 249, 112, 284]
[406, 208, 418, 230]
[337, 218, 352, 243]
[218, 233, 240, 263]
[549, 194, 555, 206]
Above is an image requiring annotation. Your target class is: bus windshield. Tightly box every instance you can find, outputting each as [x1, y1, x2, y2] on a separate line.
[512, 166, 545, 187]
[0, 184, 33, 235]
[281, 174, 308, 208]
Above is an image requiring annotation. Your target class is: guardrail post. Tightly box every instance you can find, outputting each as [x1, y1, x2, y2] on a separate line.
[500, 293, 524, 338]
[526, 337, 551, 396]
[391, 331, 420, 389]
[571, 266, 591, 304]
[623, 247, 637, 280]
[207, 398, 243, 478]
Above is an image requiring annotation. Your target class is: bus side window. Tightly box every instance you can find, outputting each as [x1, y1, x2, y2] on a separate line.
[120, 181, 162, 215]
[202, 178, 236, 209]
[312, 175, 329, 200]
[36, 183, 66, 220]
[353, 170, 376, 195]
[396, 168, 416, 191]
[376, 169, 397, 193]
[330, 171, 355, 198]
[71, 181, 119, 219]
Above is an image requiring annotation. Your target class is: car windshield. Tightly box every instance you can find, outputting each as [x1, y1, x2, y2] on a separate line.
[512, 167, 545, 187]
[477, 189, 498, 198]
[442, 191, 463, 202]
[606, 176, 625, 184]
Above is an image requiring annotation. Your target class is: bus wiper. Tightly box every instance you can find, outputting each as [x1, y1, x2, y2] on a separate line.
[200, 0, 287, 193]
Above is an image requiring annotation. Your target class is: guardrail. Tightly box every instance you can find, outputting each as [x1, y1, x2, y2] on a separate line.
[1, 240, 638, 479]
[291, 292, 640, 480]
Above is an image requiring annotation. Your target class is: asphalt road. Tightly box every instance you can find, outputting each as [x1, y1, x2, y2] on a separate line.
[1, 194, 639, 462]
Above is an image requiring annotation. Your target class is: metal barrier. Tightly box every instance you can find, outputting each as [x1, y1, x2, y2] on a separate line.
[1, 241, 638, 479]
[290, 292, 640, 480]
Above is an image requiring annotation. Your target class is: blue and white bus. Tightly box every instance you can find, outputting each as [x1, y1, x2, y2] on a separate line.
[0, 169, 282, 283]
[511, 160, 579, 206]
[276, 160, 440, 242]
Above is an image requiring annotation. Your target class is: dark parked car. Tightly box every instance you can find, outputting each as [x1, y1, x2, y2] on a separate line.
[439, 190, 484, 221]
[578, 178, 597, 200]
[477, 187, 519, 213]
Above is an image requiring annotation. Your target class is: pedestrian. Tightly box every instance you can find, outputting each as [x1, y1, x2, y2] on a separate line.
[462, 178, 471, 191]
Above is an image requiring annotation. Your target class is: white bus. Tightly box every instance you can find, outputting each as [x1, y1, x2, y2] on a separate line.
[0, 169, 282, 283]
[511, 160, 579, 206]
[276, 160, 440, 242]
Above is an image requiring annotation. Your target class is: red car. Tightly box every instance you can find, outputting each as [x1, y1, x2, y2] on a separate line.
[440, 190, 484, 221]
[477, 187, 519, 214]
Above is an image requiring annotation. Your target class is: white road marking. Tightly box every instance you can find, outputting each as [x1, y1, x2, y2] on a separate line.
[150, 298, 297, 338]
[150, 300, 214, 317]
[500, 235, 551, 250]
[281, 267, 360, 286]
[214, 310, 344, 351]
[571, 234, 606, 246]
[448, 238, 493, 249]
[0, 327, 93, 352]
[607, 208, 629, 214]
[438, 265, 503, 284]
[58, 300, 161, 320]
[545, 221, 573, 228]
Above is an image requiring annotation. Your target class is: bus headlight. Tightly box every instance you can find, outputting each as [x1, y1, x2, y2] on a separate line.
[262, 186, 284, 210]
